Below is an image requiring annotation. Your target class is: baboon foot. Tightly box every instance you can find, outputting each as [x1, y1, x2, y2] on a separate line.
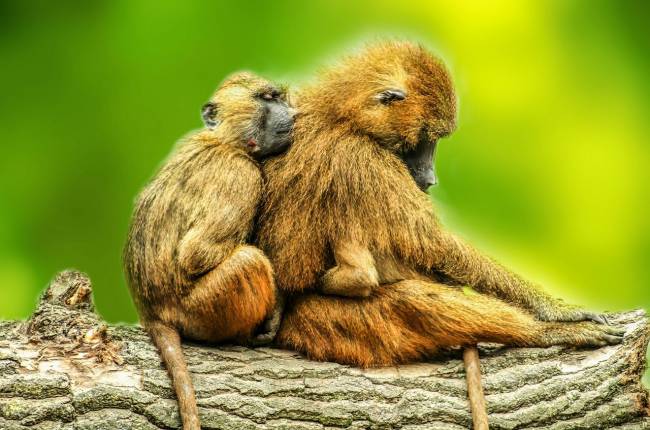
[248, 295, 284, 346]
[537, 321, 626, 347]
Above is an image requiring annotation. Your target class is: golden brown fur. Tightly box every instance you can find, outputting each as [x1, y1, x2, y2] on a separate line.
[258, 41, 623, 367]
[124, 73, 286, 429]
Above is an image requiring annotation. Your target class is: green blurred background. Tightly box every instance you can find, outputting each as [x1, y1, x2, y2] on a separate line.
[0, 1, 648, 379]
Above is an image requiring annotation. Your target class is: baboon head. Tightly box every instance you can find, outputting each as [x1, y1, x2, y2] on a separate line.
[201, 72, 296, 158]
[305, 41, 457, 190]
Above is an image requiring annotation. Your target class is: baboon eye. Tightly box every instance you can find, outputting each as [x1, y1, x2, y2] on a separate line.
[261, 90, 281, 101]
[377, 89, 406, 105]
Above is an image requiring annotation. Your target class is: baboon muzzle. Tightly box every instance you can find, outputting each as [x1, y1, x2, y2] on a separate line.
[401, 137, 438, 191]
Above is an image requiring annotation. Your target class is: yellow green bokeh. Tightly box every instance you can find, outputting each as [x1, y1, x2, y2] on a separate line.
[0, 1, 648, 381]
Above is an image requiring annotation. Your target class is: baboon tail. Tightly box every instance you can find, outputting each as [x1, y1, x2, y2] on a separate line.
[147, 321, 201, 430]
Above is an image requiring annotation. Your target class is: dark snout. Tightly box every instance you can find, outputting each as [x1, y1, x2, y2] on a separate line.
[256, 104, 296, 158]
[420, 168, 437, 189]
[401, 138, 438, 192]
[267, 105, 296, 135]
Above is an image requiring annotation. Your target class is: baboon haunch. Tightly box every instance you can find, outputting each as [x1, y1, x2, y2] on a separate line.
[124, 72, 294, 430]
[258, 41, 623, 368]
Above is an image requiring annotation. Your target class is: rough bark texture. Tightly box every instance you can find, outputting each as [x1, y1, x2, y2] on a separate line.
[0, 271, 648, 430]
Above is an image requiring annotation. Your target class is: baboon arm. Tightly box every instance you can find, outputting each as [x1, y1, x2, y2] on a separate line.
[176, 229, 237, 276]
[172, 149, 261, 277]
[430, 230, 564, 318]
[320, 241, 379, 297]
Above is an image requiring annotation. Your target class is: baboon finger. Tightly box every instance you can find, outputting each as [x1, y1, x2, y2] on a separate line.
[601, 334, 624, 345]
[604, 325, 626, 336]
[590, 313, 609, 325]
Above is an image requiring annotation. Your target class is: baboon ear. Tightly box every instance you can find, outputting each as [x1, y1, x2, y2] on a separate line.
[201, 102, 219, 129]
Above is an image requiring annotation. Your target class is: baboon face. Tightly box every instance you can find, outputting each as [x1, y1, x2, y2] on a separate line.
[202, 72, 295, 158]
[322, 43, 457, 191]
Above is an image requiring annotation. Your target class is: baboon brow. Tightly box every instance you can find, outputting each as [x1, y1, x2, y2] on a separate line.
[256, 86, 284, 101]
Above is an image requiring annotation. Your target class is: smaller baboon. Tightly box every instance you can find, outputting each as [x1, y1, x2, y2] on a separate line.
[123, 72, 294, 430]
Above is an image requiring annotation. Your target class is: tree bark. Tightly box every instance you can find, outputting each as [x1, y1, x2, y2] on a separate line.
[0, 271, 648, 430]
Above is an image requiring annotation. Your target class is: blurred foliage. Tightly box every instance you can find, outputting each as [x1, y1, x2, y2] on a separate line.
[0, 0, 648, 380]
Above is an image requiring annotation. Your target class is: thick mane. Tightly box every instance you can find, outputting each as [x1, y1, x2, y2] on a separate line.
[259, 110, 440, 292]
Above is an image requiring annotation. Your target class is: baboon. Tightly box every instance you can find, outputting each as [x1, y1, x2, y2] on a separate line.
[257, 41, 624, 368]
[124, 72, 294, 430]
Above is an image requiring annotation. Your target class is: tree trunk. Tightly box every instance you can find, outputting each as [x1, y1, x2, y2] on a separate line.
[0, 271, 648, 430]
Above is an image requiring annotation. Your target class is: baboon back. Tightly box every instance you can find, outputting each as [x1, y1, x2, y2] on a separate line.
[124, 134, 262, 316]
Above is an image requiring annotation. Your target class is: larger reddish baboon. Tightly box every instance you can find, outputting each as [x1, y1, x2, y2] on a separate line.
[257, 41, 623, 367]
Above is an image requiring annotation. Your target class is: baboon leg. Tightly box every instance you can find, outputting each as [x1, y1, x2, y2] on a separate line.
[171, 245, 276, 343]
[320, 241, 379, 297]
[432, 231, 608, 323]
[277, 280, 624, 368]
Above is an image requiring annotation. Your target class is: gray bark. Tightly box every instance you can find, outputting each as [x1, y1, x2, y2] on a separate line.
[0, 271, 648, 430]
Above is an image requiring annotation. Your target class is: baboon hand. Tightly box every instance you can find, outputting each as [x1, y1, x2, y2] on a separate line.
[540, 321, 626, 347]
[534, 299, 610, 325]
[320, 265, 378, 298]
